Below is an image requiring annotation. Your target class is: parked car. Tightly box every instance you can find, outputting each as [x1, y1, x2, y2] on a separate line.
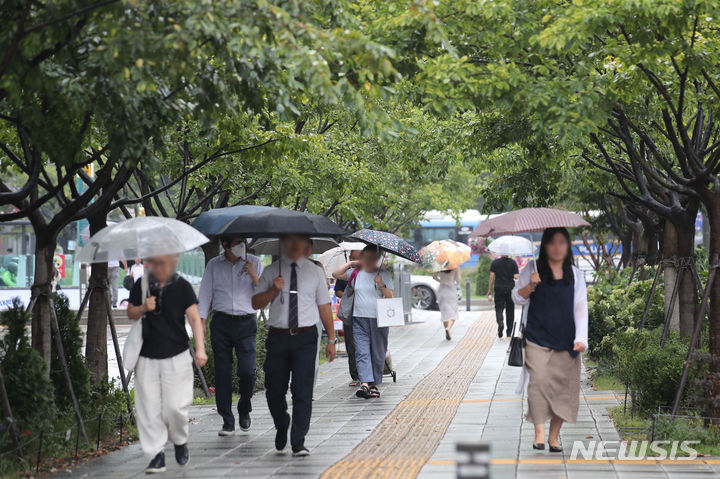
[410, 274, 462, 310]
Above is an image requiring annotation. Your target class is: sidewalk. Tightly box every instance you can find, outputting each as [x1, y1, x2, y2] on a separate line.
[61, 309, 480, 478]
[60, 310, 720, 478]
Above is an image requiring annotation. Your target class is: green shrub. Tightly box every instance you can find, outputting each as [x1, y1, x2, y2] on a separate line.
[51, 293, 91, 409]
[587, 266, 664, 364]
[612, 327, 696, 415]
[0, 299, 57, 434]
[474, 255, 492, 296]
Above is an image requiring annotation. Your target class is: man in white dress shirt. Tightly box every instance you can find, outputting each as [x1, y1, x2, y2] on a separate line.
[198, 237, 263, 436]
[252, 234, 336, 457]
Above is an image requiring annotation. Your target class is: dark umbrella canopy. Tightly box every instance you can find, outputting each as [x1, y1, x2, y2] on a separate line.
[191, 205, 276, 236]
[349, 229, 421, 263]
[216, 208, 347, 238]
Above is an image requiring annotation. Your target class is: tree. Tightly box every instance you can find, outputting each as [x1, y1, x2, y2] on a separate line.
[0, 0, 399, 370]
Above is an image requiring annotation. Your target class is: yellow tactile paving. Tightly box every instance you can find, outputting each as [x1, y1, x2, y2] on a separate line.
[320, 313, 496, 479]
[426, 458, 720, 466]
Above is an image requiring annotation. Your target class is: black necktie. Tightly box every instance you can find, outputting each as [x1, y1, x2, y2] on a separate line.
[289, 262, 298, 330]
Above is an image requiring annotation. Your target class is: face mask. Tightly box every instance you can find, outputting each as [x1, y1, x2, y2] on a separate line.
[230, 243, 246, 258]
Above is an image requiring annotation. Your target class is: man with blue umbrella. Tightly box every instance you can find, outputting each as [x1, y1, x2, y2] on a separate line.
[198, 236, 263, 436]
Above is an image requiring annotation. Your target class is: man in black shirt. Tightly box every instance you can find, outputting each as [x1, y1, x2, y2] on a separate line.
[487, 256, 519, 338]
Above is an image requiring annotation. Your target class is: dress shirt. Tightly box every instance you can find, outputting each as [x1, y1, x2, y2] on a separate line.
[198, 253, 264, 319]
[257, 257, 331, 328]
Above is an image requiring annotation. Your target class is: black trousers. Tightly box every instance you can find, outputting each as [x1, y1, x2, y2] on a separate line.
[343, 321, 358, 381]
[264, 327, 317, 448]
[494, 287, 515, 335]
[210, 312, 257, 428]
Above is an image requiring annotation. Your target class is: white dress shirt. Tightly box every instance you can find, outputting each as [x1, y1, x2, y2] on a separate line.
[257, 257, 331, 328]
[198, 253, 264, 319]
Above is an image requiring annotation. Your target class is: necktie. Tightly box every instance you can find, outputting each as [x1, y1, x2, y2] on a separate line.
[289, 262, 298, 330]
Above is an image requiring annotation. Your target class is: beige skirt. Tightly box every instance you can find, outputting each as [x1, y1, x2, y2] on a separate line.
[524, 340, 581, 424]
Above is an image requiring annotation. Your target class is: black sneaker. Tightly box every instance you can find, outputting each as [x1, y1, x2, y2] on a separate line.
[218, 424, 235, 436]
[275, 414, 290, 452]
[145, 452, 166, 474]
[239, 412, 251, 431]
[292, 444, 310, 457]
[174, 443, 189, 466]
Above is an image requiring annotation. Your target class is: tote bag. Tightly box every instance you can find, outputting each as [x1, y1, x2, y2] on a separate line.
[507, 308, 525, 367]
[337, 269, 360, 323]
[123, 274, 148, 372]
[376, 297, 405, 327]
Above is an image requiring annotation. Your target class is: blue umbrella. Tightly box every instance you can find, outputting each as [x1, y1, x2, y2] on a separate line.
[191, 205, 276, 236]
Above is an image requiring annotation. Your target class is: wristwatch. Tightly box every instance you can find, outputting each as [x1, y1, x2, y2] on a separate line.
[327, 338, 338, 345]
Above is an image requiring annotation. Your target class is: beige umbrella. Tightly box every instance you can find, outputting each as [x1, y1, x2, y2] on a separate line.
[471, 208, 589, 237]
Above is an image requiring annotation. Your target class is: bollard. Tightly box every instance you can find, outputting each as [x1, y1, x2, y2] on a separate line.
[456, 442, 490, 479]
[465, 279, 471, 311]
[96, 412, 103, 451]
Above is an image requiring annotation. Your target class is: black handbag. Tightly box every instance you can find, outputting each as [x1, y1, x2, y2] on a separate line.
[123, 274, 134, 291]
[507, 314, 525, 367]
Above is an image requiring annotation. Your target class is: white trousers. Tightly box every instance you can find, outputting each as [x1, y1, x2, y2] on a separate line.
[135, 350, 194, 456]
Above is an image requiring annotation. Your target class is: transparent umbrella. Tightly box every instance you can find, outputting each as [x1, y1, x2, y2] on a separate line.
[76, 216, 209, 263]
[487, 236, 535, 257]
[317, 241, 366, 278]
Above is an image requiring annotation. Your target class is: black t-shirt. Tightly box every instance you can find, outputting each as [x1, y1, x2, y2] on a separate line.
[334, 279, 348, 294]
[129, 274, 198, 359]
[490, 257, 519, 290]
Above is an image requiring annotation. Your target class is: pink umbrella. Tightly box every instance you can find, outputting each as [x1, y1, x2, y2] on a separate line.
[471, 208, 590, 237]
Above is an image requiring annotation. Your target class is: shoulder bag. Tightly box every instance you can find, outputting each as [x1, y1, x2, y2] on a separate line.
[337, 269, 360, 323]
[123, 273, 148, 372]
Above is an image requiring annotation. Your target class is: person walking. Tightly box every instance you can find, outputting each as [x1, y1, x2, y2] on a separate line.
[433, 268, 460, 340]
[127, 254, 208, 474]
[198, 237, 263, 436]
[107, 260, 126, 308]
[333, 245, 394, 399]
[130, 257, 145, 283]
[252, 234, 337, 456]
[334, 249, 362, 386]
[511, 227, 588, 453]
[487, 254, 519, 338]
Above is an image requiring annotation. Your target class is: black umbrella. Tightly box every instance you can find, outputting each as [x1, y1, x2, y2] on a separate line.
[349, 229, 421, 263]
[216, 208, 347, 238]
[191, 205, 276, 236]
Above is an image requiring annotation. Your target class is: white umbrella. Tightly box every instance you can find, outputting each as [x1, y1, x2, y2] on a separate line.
[251, 237, 339, 255]
[487, 235, 534, 257]
[317, 242, 365, 278]
[76, 216, 209, 263]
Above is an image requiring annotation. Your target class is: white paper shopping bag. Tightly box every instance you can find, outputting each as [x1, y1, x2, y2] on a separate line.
[376, 297, 405, 327]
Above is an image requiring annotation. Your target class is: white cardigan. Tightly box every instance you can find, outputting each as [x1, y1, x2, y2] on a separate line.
[510, 263, 589, 394]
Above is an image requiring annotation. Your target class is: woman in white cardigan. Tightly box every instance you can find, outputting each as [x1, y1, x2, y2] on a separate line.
[511, 227, 588, 453]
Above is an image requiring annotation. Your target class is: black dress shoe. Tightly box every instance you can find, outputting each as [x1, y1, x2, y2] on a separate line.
[275, 414, 290, 452]
[239, 412, 251, 431]
[174, 443, 189, 466]
[532, 443, 545, 450]
[549, 444, 563, 453]
[292, 444, 310, 457]
[145, 452, 166, 474]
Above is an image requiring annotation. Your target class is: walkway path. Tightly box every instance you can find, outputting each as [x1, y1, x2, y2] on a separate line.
[61, 309, 720, 478]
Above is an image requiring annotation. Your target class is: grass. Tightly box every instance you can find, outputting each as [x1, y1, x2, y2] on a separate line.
[592, 374, 624, 391]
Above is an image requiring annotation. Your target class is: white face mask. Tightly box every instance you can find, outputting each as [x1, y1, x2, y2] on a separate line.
[230, 243, 246, 258]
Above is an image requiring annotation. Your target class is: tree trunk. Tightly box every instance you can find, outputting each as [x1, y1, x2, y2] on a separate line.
[662, 220, 681, 333]
[675, 216, 697, 338]
[30, 236, 56, 369]
[706, 198, 720, 362]
[85, 214, 109, 382]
